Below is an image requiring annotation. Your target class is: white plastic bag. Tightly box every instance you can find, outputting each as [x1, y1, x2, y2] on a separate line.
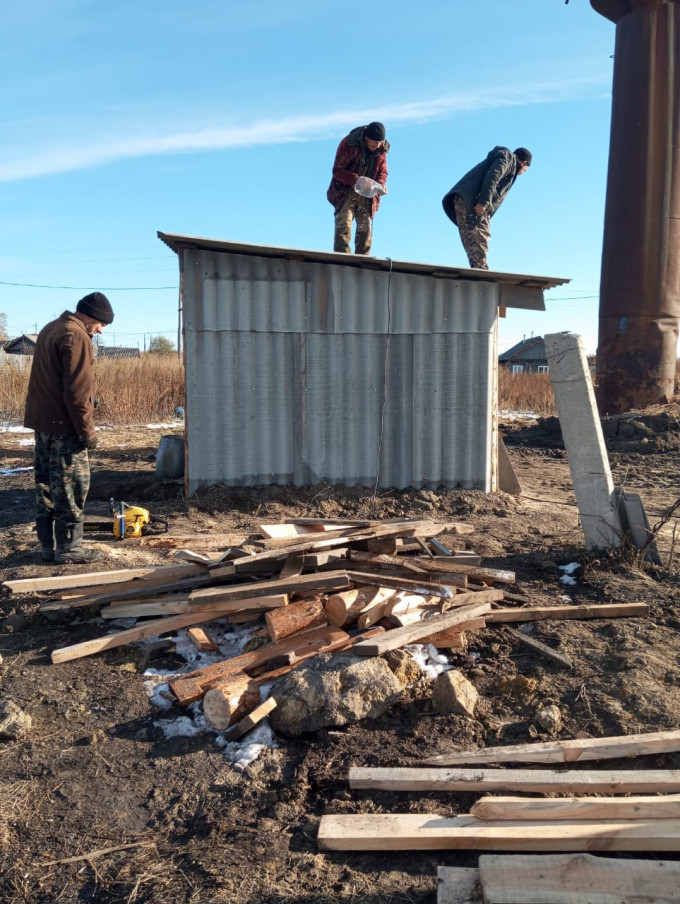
[354, 176, 387, 199]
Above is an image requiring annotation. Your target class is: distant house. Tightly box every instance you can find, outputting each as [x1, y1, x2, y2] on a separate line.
[499, 335, 551, 374]
[3, 334, 38, 355]
[95, 346, 140, 359]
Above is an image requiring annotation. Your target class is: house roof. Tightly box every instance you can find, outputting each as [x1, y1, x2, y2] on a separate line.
[4, 334, 38, 354]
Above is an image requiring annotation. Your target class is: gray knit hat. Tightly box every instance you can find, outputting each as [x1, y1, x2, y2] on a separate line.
[77, 292, 114, 324]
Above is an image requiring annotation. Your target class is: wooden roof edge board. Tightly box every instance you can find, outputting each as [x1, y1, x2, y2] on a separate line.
[157, 232, 569, 291]
[348, 765, 680, 793]
[316, 813, 680, 852]
[421, 728, 680, 766]
[471, 793, 680, 821]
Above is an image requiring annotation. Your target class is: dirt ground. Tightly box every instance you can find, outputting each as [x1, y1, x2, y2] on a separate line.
[1, 409, 680, 904]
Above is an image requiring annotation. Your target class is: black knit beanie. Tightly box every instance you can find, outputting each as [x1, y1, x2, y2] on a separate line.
[365, 122, 386, 141]
[76, 292, 114, 325]
[514, 147, 532, 165]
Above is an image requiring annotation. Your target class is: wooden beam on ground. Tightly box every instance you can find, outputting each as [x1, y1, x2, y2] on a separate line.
[317, 813, 680, 852]
[400, 557, 515, 585]
[471, 793, 680, 821]
[478, 853, 680, 904]
[423, 728, 680, 766]
[4, 562, 208, 596]
[436, 867, 482, 904]
[348, 766, 680, 794]
[101, 593, 288, 620]
[485, 602, 649, 624]
[344, 571, 462, 599]
[352, 597, 499, 655]
[506, 627, 574, 668]
[51, 611, 226, 664]
[187, 627, 218, 652]
[222, 697, 277, 741]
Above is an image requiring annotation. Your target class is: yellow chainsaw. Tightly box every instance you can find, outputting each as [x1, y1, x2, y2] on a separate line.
[84, 499, 169, 540]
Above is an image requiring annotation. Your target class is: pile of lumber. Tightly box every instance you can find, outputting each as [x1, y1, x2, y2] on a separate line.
[318, 729, 680, 900]
[0, 518, 650, 737]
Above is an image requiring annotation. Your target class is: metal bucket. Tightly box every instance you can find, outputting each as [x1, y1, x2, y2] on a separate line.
[156, 435, 185, 479]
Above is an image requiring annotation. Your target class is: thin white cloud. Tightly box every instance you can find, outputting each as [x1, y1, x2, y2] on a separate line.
[0, 76, 608, 183]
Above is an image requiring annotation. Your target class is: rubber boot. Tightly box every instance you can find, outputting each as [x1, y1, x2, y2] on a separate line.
[36, 514, 55, 563]
[55, 520, 107, 565]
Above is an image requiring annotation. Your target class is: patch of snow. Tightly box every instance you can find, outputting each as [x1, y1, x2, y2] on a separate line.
[1, 466, 33, 476]
[146, 421, 183, 429]
[558, 561, 581, 586]
[405, 643, 452, 680]
[156, 715, 201, 739]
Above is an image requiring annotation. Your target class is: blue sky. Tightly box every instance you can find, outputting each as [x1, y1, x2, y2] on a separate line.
[1, 0, 614, 354]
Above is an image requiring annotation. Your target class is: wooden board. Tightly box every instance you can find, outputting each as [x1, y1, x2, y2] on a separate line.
[436, 867, 482, 904]
[189, 571, 351, 604]
[422, 728, 680, 766]
[222, 697, 278, 741]
[5, 562, 207, 595]
[348, 766, 680, 794]
[478, 852, 680, 903]
[471, 793, 680, 821]
[317, 813, 680, 852]
[506, 627, 574, 668]
[352, 597, 498, 655]
[485, 603, 650, 624]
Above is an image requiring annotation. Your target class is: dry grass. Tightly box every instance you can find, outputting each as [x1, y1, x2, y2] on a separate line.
[498, 367, 556, 416]
[0, 356, 185, 426]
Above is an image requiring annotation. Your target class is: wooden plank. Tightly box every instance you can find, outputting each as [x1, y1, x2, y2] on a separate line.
[169, 626, 351, 704]
[471, 793, 680, 821]
[348, 766, 680, 794]
[317, 813, 680, 852]
[486, 602, 650, 624]
[187, 627, 218, 652]
[189, 570, 351, 604]
[478, 853, 680, 904]
[222, 697, 278, 741]
[400, 558, 515, 585]
[506, 627, 574, 668]
[422, 618, 487, 647]
[344, 571, 460, 599]
[5, 562, 207, 596]
[352, 597, 498, 655]
[41, 572, 221, 611]
[277, 553, 305, 578]
[51, 611, 226, 664]
[436, 867, 481, 904]
[422, 728, 680, 766]
[100, 592, 288, 620]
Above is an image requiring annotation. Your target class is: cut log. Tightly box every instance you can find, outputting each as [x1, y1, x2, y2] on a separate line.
[348, 766, 680, 794]
[317, 813, 680, 852]
[486, 602, 650, 624]
[325, 586, 397, 627]
[265, 598, 326, 643]
[202, 673, 261, 730]
[51, 611, 226, 664]
[478, 853, 680, 904]
[222, 697, 278, 741]
[187, 627, 218, 652]
[423, 728, 680, 766]
[471, 793, 680, 821]
[352, 598, 498, 655]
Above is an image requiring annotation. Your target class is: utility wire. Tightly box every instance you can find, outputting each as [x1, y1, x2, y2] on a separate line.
[0, 280, 176, 290]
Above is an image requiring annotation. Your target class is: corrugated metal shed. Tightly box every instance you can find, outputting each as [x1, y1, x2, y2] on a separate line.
[159, 233, 568, 494]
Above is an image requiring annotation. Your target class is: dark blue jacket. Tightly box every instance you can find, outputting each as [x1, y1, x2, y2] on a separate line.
[443, 146, 521, 224]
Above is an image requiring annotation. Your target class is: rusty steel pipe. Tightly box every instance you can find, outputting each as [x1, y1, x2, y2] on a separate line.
[592, 0, 680, 414]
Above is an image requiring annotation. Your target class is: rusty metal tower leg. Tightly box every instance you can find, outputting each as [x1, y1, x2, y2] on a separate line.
[592, 0, 680, 414]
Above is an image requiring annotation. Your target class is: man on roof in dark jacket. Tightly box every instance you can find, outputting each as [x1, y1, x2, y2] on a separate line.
[24, 292, 114, 564]
[327, 122, 389, 255]
[442, 146, 532, 269]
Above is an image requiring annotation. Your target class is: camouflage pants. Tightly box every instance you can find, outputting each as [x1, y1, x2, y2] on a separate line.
[452, 194, 491, 269]
[33, 431, 91, 554]
[334, 192, 373, 254]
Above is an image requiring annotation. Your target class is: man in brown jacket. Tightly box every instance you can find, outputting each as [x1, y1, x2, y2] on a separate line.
[24, 292, 114, 564]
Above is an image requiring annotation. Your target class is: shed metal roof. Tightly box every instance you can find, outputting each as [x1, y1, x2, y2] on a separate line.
[158, 232, 569, 311]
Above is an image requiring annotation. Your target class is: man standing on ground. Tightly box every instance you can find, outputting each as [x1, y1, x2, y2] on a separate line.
[442, 146, 532, 269]
[327, 121, 389, 255]
[24, 292, 114, 564]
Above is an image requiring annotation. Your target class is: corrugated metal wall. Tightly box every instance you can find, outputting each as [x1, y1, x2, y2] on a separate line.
[181, 248, 500, 493]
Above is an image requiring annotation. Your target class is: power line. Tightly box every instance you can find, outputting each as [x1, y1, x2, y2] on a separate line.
[0, 280, 176, 290]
